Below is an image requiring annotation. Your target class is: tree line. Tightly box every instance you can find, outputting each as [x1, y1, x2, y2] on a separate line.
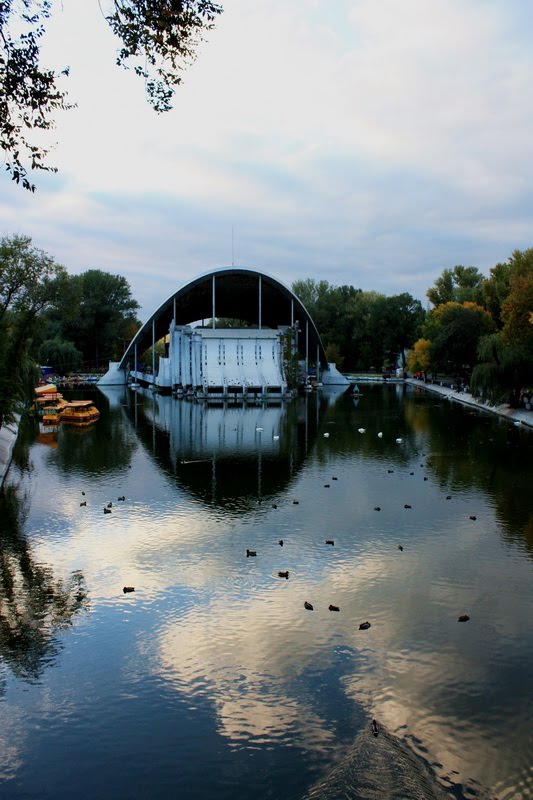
[1, 233, 532, 428]
[0, 234, 140, 428]
[292, 251, 533, 406]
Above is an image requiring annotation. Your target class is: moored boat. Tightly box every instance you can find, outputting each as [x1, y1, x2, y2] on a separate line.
[31, 385, 69, 417]
[59, 400, 100, 426]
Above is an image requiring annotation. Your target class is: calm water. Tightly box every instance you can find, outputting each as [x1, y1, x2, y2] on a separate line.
[1, 384, 532, 800]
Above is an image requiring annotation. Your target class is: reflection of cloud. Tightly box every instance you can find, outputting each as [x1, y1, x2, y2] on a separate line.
[0, 707, 25, 780]
[24, 419, 533, 797]
[156, 588, 337, 747]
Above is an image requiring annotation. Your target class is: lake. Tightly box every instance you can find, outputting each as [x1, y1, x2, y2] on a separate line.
[1, 383, 532, 800]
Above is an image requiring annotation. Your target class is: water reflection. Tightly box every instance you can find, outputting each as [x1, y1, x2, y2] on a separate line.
[0, 483, 88, 689]
[1, 385, 532, 800]
[106, 387, 335, 510]
[50, 388, 137, 476]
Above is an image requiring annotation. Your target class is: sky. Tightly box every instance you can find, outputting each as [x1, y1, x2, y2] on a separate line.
[1, 0, 533, 319]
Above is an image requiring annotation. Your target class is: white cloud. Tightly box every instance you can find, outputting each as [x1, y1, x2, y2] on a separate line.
[2, 0, 533, 315]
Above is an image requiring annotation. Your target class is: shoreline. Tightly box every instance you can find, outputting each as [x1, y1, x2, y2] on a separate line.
[405, 378, 533, 429]
[0, 414, 21, 488]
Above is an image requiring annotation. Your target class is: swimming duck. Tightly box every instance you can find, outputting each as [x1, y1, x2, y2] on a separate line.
[328, 604, 340, 612]
[104, 507, 112, 514]
[278, 571, 289, 579]
[371, 719, 379, 737]
[278, 539, 284, 546]
[398, 544, 403, 551]
[123, 586, 135, 593]
[469, 515, 477, 521]
[325, 539, 334, 545]
[359, 621, 371, 630]
[117, 496, 126, 502]
[395, 438, 403, 443]
[304, 601, 314, 611]
[458, 614, 470, 622]
[80, 501, 86, 507]
[377, 432, 383, 438]
[293, 500, 299, 505]
[374, 506, 381, 511]
[107, 501, 113, 508]
[446, 495, 452, 500]
[332, 476, 338, 480]
[323, 432, 330, 438]
[324, 484, 330, 488]
[404, 504, 412, 509]
[246, 549, 257, 557]
[358, 428, 366, 433]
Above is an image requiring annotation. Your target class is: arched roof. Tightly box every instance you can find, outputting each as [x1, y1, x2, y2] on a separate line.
[119, 266, 327, 368]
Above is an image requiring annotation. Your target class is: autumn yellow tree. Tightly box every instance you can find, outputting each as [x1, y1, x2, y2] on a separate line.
[407, 339, 432, 377]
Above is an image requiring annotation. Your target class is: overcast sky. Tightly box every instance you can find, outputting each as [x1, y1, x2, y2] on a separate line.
[1, 0, 533, 318]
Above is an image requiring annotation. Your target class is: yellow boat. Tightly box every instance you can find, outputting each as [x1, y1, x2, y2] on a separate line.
[59, 400, 100, 427]
[32, 385, 68, 418]
[42, 412, 61, 425]
[35, 383, 59, 396]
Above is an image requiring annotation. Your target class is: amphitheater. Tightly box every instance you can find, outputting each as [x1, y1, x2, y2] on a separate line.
[99, 266, 348, 398]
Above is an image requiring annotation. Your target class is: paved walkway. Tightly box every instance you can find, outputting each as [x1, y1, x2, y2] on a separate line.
[0, 414, 21, 488]
[406, 379, 533, 429]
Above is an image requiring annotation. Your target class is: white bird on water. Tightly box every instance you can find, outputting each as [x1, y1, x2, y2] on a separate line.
[377, 432, 383, 438]
[358, 428, 366, 433]
[395, 437, 403, 443]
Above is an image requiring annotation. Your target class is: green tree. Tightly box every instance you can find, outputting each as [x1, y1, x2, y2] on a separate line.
[38, 337, 83, 372]
[1, 0, 223, 191]
[481, 261, 512, 327]
[429, 302, 496, 378]
[427, 265, 485, 307]
[471, 334, 532, 407]
[0, 235, 65, 427]
[57, 269, 140, 367]
[370, 293, 425, 368]
[471, 248, 533, 405]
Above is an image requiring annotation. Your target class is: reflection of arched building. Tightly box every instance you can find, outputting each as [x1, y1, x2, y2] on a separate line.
[116, 387, 327, 510]
[100, 267, 348, 396]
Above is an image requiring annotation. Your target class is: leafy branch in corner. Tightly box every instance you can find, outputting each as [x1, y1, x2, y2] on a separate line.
[0, 0, 73, 191]
[106, 0, 222, 112]
[0, 0, 223, 191]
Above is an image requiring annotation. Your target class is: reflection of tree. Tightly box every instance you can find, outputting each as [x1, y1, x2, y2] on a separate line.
[0, 485, 88, 688]
[403, 391, 533, 553]
[49, 390, 136, 476]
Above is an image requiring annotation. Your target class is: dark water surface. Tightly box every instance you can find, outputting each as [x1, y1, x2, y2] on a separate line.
[1, 384, 532, 799]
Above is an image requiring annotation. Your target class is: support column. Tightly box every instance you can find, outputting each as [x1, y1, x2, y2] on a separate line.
[173, 297, 176, 322]
[316, 344, 320, 382]
[212, 274, 216, 329]
[152, 318, 156, 380]
[134, 342, 138, 379]
[258, 275, 262, 330]
[305, 320, 309, 383]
